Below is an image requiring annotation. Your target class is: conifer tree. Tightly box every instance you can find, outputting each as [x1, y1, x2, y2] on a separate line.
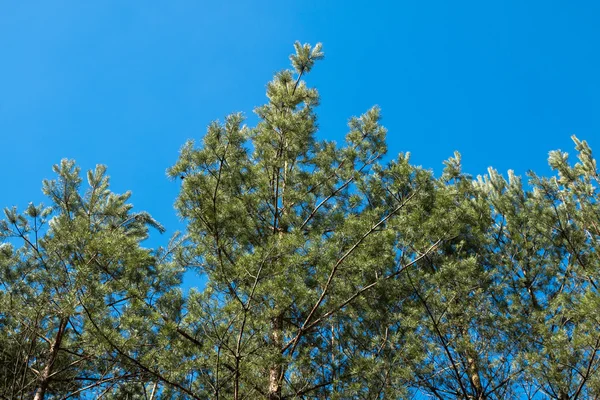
[396, 154, 521, 399]
[478, 137, 600, 399]
[0, 160, 171, 399]
[165, 42, 448, 399]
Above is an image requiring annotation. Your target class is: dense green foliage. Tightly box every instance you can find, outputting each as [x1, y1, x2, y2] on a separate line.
[1, 43, 599, 399]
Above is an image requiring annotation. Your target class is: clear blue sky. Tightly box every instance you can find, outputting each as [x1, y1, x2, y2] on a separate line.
[1, 1, 599, 288]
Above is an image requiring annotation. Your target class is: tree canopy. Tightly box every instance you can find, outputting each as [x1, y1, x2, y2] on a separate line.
[1, 42, 599, 400]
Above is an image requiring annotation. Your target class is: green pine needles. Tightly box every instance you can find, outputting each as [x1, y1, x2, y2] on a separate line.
[1, 42, 600, 399]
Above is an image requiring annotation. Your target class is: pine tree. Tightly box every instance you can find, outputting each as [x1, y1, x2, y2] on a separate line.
[394, 154, 521, 399]
[165, 42, 450, 399]
[0, 160, 171, 399]
[478, 137, 600, 399]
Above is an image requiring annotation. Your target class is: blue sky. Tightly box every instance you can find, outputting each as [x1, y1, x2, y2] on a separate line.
[1, 1, 599, 288]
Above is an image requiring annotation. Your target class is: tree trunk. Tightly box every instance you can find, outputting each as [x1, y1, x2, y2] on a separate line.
[558, 390, 569, 400]
[33, 317, 68, 400]
[268, 149, 287, 399]
[467, 355, 483, 399]
[268, 314, 283, 399]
